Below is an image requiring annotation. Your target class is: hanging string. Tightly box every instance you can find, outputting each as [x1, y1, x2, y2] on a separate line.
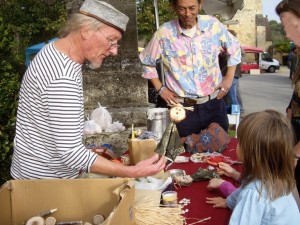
[169, 100, 194, 111]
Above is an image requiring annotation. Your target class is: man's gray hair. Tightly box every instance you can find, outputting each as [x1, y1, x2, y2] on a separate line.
[58, 13, 104, 38]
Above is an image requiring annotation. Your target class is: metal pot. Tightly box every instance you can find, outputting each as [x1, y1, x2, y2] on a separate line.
[147, 108, 170, 139]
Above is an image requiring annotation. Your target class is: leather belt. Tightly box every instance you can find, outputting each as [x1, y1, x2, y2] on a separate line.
[177, 90, 219, 105]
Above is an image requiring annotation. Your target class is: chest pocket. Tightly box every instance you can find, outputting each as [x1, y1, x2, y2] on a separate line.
[163, 49, 188, 71]
[160, 37, 188, 70]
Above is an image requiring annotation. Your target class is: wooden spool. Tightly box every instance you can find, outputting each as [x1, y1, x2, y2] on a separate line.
[45, 217, 56, 225]
[93, 215, 105, 225]
[25, 216, 45, 225]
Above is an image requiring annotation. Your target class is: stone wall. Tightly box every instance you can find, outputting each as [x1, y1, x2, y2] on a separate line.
[82, 0, 153, 154]
[83, 0, 149, 111]
[228, 0, 267, 48]
[257, 26, 267, 50]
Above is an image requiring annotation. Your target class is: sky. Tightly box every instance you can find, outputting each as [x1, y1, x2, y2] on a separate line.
[262, 0, 281, 22]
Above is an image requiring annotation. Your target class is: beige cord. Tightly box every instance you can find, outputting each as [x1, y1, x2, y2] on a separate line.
[169, 100, 194, 111]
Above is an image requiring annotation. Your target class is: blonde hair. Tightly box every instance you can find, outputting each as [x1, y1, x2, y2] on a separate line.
[237, 110, 295, 200]
[58, 13, 104, 38]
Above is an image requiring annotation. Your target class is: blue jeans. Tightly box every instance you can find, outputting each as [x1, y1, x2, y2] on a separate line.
[236, 80, 244, 112]
[227, 78, 238, 105]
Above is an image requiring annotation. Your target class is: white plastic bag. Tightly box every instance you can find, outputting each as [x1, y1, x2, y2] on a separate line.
[83, 115, 102, 135]
[135, 176, 172, 191]
[105, 121, 125, 132]
[90, 103, 112, 131]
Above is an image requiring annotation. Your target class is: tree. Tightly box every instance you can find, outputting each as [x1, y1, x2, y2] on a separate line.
[269, 20, 285, 42]
[136, 0, 205, 45]
[0, 0, 67, 185]
[136, 0, 175, 45]
[269, 20, 290, 53]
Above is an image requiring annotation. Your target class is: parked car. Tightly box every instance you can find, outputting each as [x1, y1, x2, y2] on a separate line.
[241, 46, 280, 73]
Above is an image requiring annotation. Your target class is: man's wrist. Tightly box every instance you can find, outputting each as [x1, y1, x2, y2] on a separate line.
[158, 85, 166, 95]
[225, 76, 234, 80]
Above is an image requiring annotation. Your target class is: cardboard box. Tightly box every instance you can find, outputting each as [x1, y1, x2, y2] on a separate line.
[128, 139, 157, 165]
[0, 178, 135, 225]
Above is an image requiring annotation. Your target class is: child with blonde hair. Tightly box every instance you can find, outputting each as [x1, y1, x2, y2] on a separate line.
[206, 110, 300, 224]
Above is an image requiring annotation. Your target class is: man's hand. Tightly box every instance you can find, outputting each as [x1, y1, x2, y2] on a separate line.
[216, 78, 233, 99]
[160, 87, 179, 105]
[133, 153, 166, 178]
[90, 153, 166, 178]
[216, 65, 235, 99]
[206, 197, 227, 208]
[150, 78, 179, 105]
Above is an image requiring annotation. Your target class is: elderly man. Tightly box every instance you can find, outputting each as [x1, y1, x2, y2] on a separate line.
[139, 0, 241, 139]
[11, 0, 165, 179]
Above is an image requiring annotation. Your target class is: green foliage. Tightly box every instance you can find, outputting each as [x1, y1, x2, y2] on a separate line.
[0, 62, 19, 184]
[0, 15, 21, 184]
[136, 0, 176, 45]
[0, 0, 67, 185]
[269, 20, 286, 43]
[1, 0, 67, 51]
[136, 0, 206, 45]
[269, 20, 290, 53]
[273, 40, 291, 53]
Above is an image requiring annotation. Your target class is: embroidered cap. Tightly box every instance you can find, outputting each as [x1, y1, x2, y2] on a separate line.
[79, 0, 129, 33]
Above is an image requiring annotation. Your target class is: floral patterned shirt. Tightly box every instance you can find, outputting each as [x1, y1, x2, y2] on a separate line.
[139, 15, 241, 98]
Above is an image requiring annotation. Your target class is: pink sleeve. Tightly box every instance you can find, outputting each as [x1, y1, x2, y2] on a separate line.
[141, 65, 159, 79]
[139, 32, 162, 79]
[219, 181, 237, 197]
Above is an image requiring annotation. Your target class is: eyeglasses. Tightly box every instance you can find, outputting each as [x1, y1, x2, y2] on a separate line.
[99, 29, 120, 49]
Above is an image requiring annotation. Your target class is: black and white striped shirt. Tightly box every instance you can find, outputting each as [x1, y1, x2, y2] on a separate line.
[11, 42, 98, 179]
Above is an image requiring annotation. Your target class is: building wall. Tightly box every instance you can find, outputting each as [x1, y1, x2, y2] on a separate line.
[228, 0, 267, 49]
[257, 26, 267, 49]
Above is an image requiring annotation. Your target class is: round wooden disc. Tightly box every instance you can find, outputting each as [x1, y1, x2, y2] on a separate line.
[25, 216, 45, 225]
[169, 106, 186, 123]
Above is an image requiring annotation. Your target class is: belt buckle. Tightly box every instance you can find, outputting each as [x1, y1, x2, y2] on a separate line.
[184, 98, 197, 105]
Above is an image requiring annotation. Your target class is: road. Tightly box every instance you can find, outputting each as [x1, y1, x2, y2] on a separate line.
[239, 66, 294, 116]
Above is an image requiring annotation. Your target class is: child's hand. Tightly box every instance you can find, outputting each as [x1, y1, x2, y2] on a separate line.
[217, 162, 236, 177]
[206, 197, 227, 208]
[207, 178, 225, 190]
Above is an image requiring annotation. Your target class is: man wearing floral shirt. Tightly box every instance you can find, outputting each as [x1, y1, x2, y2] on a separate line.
[139, 0, 241, 138]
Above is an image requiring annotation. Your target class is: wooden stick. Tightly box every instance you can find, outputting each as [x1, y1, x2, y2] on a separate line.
[186, 217, 211, 225]
[135, 197, 184, 225]
[39, 208, 58, 217]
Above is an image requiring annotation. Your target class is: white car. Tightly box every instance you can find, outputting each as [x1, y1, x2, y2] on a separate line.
[241, 46, 280, 73]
